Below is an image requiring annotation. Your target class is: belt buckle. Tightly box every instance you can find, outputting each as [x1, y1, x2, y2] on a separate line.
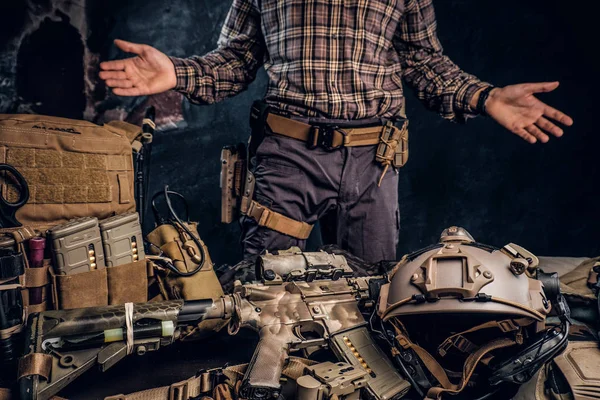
[308, 126, 344, 151]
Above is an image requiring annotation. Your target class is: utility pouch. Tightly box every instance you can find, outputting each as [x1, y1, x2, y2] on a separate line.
[0, 227, 51, 316]
[50, 266, 108, 310]
[220, 144, 248, 224]
[376, 119, 409, 169]
[146, 222, 223, 300]
[0, 241, 26, 373]
[146, 221, 227, 338]
[49, 258, 148, 310]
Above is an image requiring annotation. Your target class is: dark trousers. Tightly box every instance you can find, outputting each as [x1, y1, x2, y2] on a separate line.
[241, 130, 400, 263]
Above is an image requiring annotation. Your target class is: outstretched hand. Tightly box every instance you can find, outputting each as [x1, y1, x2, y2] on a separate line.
[99, 39, 177, 97]
[484, 82, 573, 143]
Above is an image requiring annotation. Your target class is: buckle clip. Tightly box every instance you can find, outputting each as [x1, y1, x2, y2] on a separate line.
[307, 126, 344, 151]
[438, 335, 477, 357]
[169, 380, 190, 400]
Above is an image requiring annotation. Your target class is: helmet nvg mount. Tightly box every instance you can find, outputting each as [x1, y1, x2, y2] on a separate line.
[378, 227, 570, 399]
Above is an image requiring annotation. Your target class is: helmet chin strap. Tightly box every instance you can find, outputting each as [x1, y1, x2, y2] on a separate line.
[389, 318, 518, 400]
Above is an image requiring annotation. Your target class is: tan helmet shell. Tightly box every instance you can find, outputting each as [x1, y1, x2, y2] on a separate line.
[381, 227, 550, 323]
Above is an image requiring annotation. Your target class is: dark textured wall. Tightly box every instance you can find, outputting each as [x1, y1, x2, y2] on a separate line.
[1, 0, 598, 268]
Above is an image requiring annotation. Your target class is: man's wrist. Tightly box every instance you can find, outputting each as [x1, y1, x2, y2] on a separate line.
[476, 86, 496, 116]
[458, 81, 494, 120]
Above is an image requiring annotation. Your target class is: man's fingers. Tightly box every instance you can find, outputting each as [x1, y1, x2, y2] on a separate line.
[514, 127, 537, 144]
[523, 81, 560, 94]
[105, 79, 134, 89]
[112, 87, 143, 97]
[536, 116, 563, 137]
[542, 104, 574, 126]
[525, 125, 549, 143]
[100, 59, 127, 71]
[114, 39, 146, 56]
[99, 70, 128, 80]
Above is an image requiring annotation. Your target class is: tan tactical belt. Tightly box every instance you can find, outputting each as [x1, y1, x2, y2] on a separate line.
[221, 113, 409, 240]
[266, 113, 386, 150]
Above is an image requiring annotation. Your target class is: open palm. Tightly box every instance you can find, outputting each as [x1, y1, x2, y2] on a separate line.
[485, 82, 573, 143]
[99, 39, 177, 97]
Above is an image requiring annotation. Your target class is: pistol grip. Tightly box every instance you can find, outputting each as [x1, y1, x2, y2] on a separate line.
[240, 327, 292, 400]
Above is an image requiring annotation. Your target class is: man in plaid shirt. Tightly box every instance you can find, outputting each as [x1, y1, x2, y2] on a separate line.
[100, 0, 572, 262]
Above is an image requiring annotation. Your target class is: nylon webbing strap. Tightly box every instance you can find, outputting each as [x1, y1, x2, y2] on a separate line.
[1, 226, 36, 244]
[246, 200, 313, 240]
[23, 264, 50, 288]
[424, 338, 517, 400]
[104, 375, 203, 400]
[392, 320, 517, 400]
[266, 114, 383, 147]
[17, 353, 53, 381]
[0, 320, 23, 340]
[104, 357, 316, 400]
[438, 319, 520, 357]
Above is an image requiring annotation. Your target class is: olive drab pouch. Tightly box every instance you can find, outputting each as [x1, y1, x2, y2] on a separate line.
[147, 188, 227, 338]
[0, 114, 140, 231]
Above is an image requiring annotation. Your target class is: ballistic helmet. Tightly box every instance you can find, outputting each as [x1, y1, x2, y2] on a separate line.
[378, 227, 570, 399]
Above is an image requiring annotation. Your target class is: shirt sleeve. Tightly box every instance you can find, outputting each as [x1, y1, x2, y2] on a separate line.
[393, 0, 492, 122]
[169, 0, 266, 105]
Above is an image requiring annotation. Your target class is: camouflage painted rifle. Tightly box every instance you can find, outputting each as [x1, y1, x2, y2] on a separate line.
[19, 275, 409, 400]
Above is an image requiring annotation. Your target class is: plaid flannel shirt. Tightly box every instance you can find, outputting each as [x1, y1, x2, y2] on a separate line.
[170, 0, 491, 122]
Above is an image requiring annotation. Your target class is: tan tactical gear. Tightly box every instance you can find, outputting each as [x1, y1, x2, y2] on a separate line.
[379, 226, 553, 400]
[0, 114, 140, 231]
[221, 144, 313, 239]
[514, 340, 600, 400]
[297, 361, 368, 400]
[220, 142, 313, 240]
[381, 226, 549, 322]
[146, 222, 227, 337]
[103, 357, 317, 400]
[552, 341, 600, 400]
[559, 256, 600, 301]
[266, 114, 385, 148]
[245, 199, 313, 240]
[49, 259, 149, 310]
[265, 113, 409, 185]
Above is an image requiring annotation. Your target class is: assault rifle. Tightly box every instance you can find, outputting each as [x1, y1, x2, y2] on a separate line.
[18, 252, 409, 400]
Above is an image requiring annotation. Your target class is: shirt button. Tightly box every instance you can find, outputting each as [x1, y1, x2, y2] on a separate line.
[414, 50, 427, 61]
